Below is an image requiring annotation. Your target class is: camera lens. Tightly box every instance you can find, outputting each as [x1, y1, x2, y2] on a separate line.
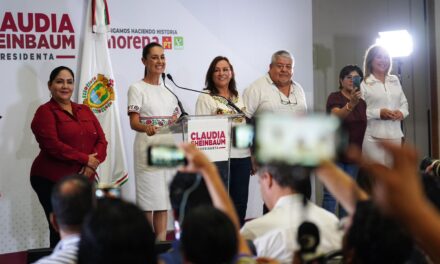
[420, 157, 440, 177]
[420, 157, 433, 171]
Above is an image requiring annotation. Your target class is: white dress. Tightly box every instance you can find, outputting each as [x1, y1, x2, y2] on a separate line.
[127, 80, 179, 211]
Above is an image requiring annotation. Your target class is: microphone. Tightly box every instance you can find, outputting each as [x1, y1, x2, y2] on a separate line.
[162, 73, 188, 117]
[297, 221, 320, 254]
[166, 74, 246, 116]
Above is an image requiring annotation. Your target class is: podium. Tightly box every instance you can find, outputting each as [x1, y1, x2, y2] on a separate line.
[157, 114, 244, 191]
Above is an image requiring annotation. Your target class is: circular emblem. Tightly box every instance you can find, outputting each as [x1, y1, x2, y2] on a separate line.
[82, 74, 115, 113]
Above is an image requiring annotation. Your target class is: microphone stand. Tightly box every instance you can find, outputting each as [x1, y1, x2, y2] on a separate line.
[161, 73, 188, 119]
[166, 74, 250, 123]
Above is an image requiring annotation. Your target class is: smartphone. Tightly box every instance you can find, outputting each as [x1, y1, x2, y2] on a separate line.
[147, 145, 187, 167]
[232, 124, 254, 149]
[95, 184, 121, 198]
[352, 75, 362, 89]
[254, 114, 341, 167]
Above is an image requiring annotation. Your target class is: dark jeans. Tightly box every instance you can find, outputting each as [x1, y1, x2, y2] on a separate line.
[229, 157, 251, 226]
[322, 162, 359, 218]
[30, 176, 60, 247]
[214, 157, 251, 226]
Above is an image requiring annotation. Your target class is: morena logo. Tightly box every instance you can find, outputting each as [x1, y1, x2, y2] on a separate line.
[107, 27, 184, 50]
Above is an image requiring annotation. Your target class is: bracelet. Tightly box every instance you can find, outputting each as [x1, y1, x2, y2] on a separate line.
[86, 165, 97, 172]
[346, 103, 353, 112]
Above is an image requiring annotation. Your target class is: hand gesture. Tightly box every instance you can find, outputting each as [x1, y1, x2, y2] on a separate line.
[178, 143, 213, 173]
[145, 125, 158, 136]
[79, 166, 96, 181]
[380, 108, 396, 120]
[87, 153, 100, 170]
[392, 110, 404, 121]
[349, 88, 362, 107]
[350, 141, 423, 218]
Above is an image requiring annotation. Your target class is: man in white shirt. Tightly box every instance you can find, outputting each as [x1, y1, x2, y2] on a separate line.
[243, 50, 311, 203]
[243, 50, 307, 118]
[34, 174, 94, 264]
[240, 165, 342, 264]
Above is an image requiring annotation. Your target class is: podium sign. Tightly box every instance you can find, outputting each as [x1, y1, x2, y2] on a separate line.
[188, 118, 229, 162]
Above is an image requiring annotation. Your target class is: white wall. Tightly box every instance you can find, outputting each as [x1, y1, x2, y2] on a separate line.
[312, 0, 431, 206]
[0, 0, 313, 253]
[312, 0, 430, 154]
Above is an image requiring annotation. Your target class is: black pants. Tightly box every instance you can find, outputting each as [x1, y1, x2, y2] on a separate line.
[30, 176, 60, 248]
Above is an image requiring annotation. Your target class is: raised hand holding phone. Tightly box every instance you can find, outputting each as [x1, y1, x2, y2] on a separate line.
[147, 145, 187, 167]
[349, 75, 362, 107]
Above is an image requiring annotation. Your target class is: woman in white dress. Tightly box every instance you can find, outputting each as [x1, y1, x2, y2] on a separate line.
[195, 56, 251, 226]
[360, 45, 409, 166]
[127, 42, 179, 240]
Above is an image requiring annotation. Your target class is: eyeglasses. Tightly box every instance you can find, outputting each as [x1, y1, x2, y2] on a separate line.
[275, 64, 293, 70]
[278, 89, 297, 105]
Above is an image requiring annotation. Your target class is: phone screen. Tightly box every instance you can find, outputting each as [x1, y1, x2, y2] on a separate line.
[232, 124, 254, 149]
[352, 75, 362, 89]
[147, 145, 187, 167]
[255, 114, 340, 166]
[96, 184, 121, 198]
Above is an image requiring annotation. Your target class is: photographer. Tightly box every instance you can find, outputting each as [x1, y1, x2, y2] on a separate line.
[316, 161, 413, 264]
[177, 143, 279, 264]
[240, 164, 342, 264]
[420, 158, 440, 210]
[353, 142, 440, 263]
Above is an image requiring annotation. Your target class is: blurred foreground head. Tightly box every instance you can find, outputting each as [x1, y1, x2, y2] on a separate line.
[78, 198, 157, 264]
[181, 205, 237, 264]
[344, 201, 413, 264]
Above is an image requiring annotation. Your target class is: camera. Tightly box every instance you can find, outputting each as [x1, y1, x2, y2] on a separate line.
[147, 145, 187, 167]
[232, 114, 342, 167]
[232, 124, 254, 149]
[95, 184, 121, 198]
[420, 157, 440, 177]
[232, 114, 343, 166]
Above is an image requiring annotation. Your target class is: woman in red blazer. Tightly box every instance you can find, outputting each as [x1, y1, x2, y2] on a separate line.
[30, 66, 107, 247]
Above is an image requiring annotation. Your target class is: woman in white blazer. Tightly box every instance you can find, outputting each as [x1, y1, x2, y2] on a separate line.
[360, 45, 409, 166]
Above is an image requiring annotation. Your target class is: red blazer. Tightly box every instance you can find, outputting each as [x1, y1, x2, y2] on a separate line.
[30, 99, 107, 182]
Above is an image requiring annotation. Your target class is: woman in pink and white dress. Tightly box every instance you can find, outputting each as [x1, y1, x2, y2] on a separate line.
[127, 42, 179, 241]
[195, 56, 251, 226]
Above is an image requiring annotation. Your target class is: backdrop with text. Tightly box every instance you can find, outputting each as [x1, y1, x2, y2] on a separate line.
[0, 0, 313, 253]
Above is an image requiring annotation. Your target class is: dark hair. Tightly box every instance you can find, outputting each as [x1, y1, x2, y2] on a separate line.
[51, 174, 94, 228]
[78, 198, 157, 264]
[259, 165, 312, 199]
[338, 65, 364, 90]
[181, 206, 237, 264]
[169, 172, 212, 222]
[48, 66, 74, 85]
[345, 201, 413, 264]
[204, 56, 238, 97]
[142, 42, 163, 77]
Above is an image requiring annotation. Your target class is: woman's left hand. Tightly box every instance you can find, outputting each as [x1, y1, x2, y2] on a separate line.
[392, 110, 404, 121]
[79, 166, 96, 180]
